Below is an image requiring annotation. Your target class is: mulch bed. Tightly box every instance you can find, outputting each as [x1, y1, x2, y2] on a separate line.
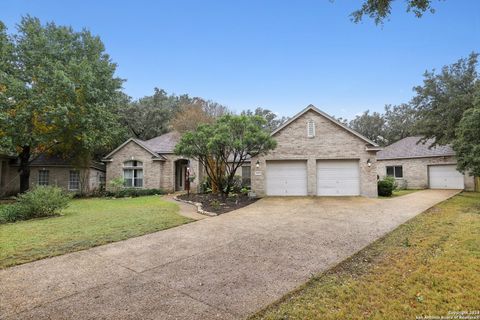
[177, 193, 258, 214]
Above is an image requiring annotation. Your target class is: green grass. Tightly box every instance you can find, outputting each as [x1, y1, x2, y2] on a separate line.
[252, 192, 480, 320]
[0, 196, 192, 269]
[379, 189, 420, 199]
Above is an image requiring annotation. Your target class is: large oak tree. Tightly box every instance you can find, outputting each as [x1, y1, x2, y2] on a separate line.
[0, 17, 124, 192]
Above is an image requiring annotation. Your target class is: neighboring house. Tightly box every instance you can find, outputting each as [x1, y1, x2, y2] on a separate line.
[0, 154, 106, 197]
[377, 136, 475, 190]
[103, 131, 203, 193]
[250, 105, 381, 197]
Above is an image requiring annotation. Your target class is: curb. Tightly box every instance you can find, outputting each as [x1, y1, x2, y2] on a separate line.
[173, 196, 218, 217]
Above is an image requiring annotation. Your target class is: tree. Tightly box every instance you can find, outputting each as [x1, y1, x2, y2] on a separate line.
[0, 17, 124, 192]
[412, 53, 479, 146]
[170, 100, 214, 133]
[118, 88, 186, 140]
[453, 98, 480, 176]
[383, 103, 418, 143]
[348, 110, 386, 145]
[351, 0, 438, 25]
[175, 114, 277, 197]
[241, 107, 288, 132]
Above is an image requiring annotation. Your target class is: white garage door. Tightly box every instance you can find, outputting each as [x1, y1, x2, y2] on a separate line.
[429, 165, 464, 189]
[266, 161, 307, 196]
[317, 160, 360, 196]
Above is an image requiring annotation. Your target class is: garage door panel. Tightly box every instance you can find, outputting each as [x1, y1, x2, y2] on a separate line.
[429, 165, 464, 189]
[317, 160, 360, 196]
[266, 161, 307, 196]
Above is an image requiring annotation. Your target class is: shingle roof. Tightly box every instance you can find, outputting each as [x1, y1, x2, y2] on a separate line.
[12, 154, 106, 171]
[143, 131, 182, 154]
[377, 136, 456, 160]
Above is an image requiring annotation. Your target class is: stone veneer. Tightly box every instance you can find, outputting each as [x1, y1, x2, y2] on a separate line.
[377, 156, 475, 191]
[105, 140, 201, 193]
[251, 109, 379, 197]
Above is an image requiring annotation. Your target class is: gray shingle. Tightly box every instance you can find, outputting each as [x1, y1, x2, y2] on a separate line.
[143, 131, 182, 154]
[377, 136, 455, 160]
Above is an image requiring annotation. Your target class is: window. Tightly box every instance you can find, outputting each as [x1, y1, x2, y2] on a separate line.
[38, 170, 49, 186]
[123, 160, 143, 188]
[69, 170, 80, 191]
[307, 120, 315, 138]
[386, 166, 403, 178]
[241, 165, 251, 186]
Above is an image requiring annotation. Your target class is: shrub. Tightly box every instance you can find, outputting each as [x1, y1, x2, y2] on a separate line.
[230, 175, 243, 193]
[109, 188, 164, 198]
[378, 176, 397, 197]
[0, 186, 71, 223]
[200, 176, 212, 194]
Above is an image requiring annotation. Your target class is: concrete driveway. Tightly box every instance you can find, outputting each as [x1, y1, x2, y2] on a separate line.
[0, 189, 458, 319]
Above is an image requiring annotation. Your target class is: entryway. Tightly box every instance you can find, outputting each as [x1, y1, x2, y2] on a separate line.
[174, 159, 188, 191]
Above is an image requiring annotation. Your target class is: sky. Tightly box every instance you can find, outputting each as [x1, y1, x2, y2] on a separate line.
[1, 0, 479, 119]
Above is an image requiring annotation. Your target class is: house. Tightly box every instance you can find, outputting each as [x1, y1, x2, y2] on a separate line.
[103, 132, 203, 193]
[377, 136, 475, 190]
[250, 105, 381, 197]
[0, 154, 106, 197]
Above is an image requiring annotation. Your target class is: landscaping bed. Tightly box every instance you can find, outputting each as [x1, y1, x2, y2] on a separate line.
[177, 193, 258, 214]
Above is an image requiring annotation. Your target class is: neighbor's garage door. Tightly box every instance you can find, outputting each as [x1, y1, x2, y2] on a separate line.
[317, 160, 360, 196]
[266, 161, 307, 196]
[428, 165, 464, 189]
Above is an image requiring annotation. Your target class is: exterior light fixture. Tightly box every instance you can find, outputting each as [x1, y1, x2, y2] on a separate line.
[367, 159, 372, 167]
[256, 160, 260, 168]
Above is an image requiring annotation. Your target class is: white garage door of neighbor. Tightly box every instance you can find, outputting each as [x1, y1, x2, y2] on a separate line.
[317, 160, 360, 196]
[266, 161, 307, 196]
[428, 165, 464, 189]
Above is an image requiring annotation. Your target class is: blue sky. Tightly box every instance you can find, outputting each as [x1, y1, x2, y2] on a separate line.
[1, 1, 479, 119]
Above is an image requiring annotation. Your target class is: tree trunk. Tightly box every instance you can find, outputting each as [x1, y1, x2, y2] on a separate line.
[19, 146, 31, 193]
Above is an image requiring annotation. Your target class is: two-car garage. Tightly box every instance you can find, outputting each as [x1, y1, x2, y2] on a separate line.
[265, 160, 360, 196]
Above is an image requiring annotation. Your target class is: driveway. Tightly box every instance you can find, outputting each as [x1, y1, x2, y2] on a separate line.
[0, 189, 458, 319]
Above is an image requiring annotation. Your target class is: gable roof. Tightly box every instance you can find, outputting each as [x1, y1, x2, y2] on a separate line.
[377, 136, 456, 160]
[143, 131, 182, 154]
[271, 105, 380, 147]
[103, 138, 166, 160]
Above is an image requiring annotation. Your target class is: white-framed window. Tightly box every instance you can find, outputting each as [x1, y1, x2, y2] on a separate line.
[241, 165, 251, 186]
[69, 170, 80, 191]
[123, 160, 143, 188]
[386, 166, 403, 178]
[38, 170, 49, 186]
[307, 119, 316, 138]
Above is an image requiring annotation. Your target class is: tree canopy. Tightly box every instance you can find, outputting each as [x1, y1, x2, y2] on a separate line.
[241, 107, 288, 132]
[412, 52, 479, 147]
[351, 0, 438, 24]
[0, 16, 124, 191]
[175, 114, 277, 197]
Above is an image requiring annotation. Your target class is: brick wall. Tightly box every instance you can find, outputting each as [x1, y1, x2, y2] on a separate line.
[377, 156, 475, 191]
[251, 109, 378, 197]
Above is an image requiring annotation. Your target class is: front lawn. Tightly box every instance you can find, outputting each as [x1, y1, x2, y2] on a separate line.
[0, 196, 192, 269]
[252, 192, 480, 320]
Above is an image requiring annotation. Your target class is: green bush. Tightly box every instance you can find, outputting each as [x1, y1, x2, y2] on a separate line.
[378, 176, 397, 197]
[0, 186, 71, 223]
[108, 188, 165, 198]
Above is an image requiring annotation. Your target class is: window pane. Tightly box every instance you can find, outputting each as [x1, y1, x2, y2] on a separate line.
[395, 166, 403, 178]
[242, 166, 251, 186]
[136, 169, 143, 179]
[124, 169, 133, 179]
[38, 170, 49, 186]
[134, 178, 143, 187]
[386, 166, 394, 177]
[69, 170, 80, 190]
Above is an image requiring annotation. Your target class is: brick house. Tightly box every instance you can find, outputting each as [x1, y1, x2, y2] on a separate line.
[377, 136, 475, 190]
[250, 105, 381, 197]
[103, 132, 203, 193]
[0, 154, 106, 197]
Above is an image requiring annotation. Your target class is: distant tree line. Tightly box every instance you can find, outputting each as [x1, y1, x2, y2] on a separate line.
[342, 53, 480, 176]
